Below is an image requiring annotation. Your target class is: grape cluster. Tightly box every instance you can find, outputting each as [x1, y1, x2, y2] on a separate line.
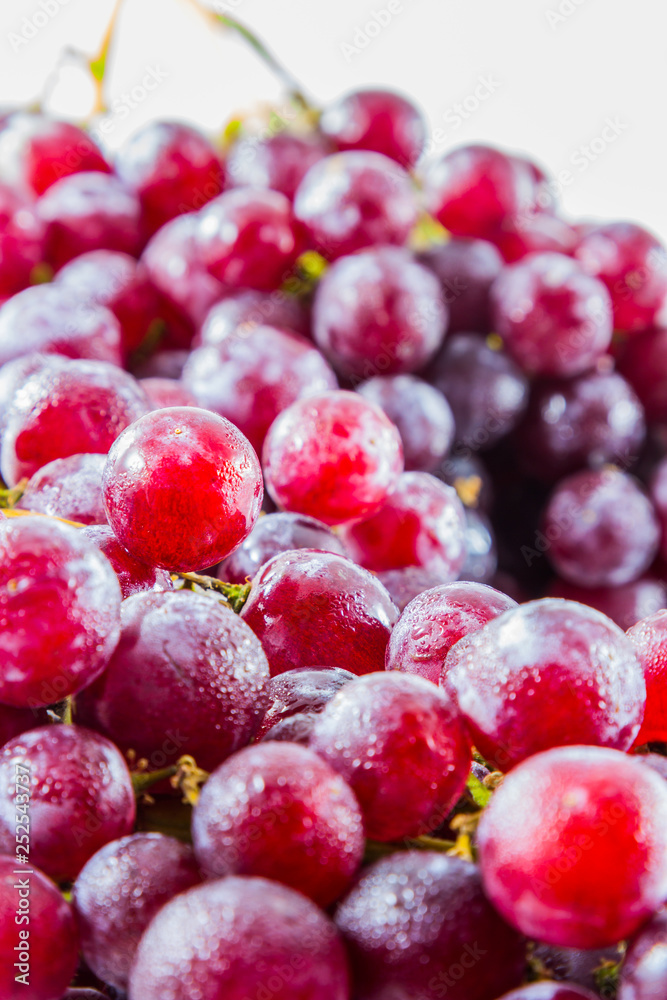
[0, 49, 666, 1000]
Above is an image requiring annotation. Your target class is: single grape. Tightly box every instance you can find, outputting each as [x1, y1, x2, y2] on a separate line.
[73, 832, 201, 992]
[0, 854, 79, 1000]
[618, 907, 667, 999]
[496, 986, 599, 999]
[542, 468, 660, 588]
[336, 852, 525, 1000]
[218, 511, 348, 585]
[197, 187, 300, 291]
[294, 150, 418, 259]
[16, 453, 107, 524]
[627, 610, 667, 746]
[1, 357, 150, 486]
[492, 211, 578, 263]
[128, 876, 350, 1000]
[0, 181, 44, 297]
[255, 667, 355, 743]
[651, 457, 667, 561]
[312, 246, 447, 379]
[548, 576, 667, 632]
[115, 120, 225, 235]
[385, 580, 517, 685]
[182, 324, 337, 452]
[491, 252, 614, 377]
[240, 549, 398, 676]
[192, 742, 364, 906]
[477, 745, 667, 948]
[0, 725, 136, 882]
[419, 236, 504, 333]
[102, 407, 263, 572]
[262, 390, 403, 525]
[320, 88, 425, 167]
[195, 288, 310, 347]
[616, 327, 667, 424]
[310, 672, 471, 840]
[80, 524, 173, 599]
[0, 353, 57, 438]
[140, 376, 197, 409]
[225, 131, 329, 200]
[426, 332, 529, 450]
[0, 515, 121, 708]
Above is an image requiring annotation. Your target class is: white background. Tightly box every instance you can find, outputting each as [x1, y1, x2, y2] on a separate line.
[0, 0, 666, 239]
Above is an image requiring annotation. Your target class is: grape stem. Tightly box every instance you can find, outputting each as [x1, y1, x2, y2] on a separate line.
[0, 478, 28, 510]
[175, 572, 251, 613]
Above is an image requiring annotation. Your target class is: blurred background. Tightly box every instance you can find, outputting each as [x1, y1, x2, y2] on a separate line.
[0, 0, 666, 237]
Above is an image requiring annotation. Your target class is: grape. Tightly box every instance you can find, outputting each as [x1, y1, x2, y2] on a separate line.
[0, 725, 136, 882]
[419, 236, 503, 333]
[0, 181, 44, 297]
[115, 120, 225, 235]
[335, 852, 525, 1000]
[197, 187, 300, 291]
[102, 406, 263, 572]
[357, 375, 455, 473]
[76, 590, 270, 775]
[497, 986, 599, 999]
[386, 580, 517, 685]
[262, 390, 403, 525]
[477, 745, 667, 947]
[320, 88, 425, 167]
[140, 376, 197, 409]
[445, 598, 646, 770]
[651, 457, 667, 560]
[0, 854, 79, 1000]
[225, 131, 329, 200]
[339, 472, 467, 608]
[490, 252, 614, 377]
[195, 287, 310, 347]
[56, 249, 162, 359]
[16, 453, 107, 524]
[627, 610, 667, 745]
[293, 150, 418, 259]
[616, 327, 667, 424]
[549, 576, 667, 631]
[618, 907, 667, 999]
[574, 221, 667, 333]
[0, 353, 56, 438]
[310, 672, 471, 840]
[0, 284, 123, 367]
[218, 511, 348, 585]
[312, 246, 447, 379]
[73, 833, 201, 991]
[192, 742, 364, 906]
[515, 369, 646, 482]
[37, 171, 142, 270]
[255, 667, 354, 743]
[1, 357, 150, 486]
[80, 524, 173, 599]
[426, 332, 529, 450]
[636, 753, 667, 782]
[460, 507, 498, 584]
[542, 468, 660, 588]
[240, 549, 398, 676]
[133, 347, 190, 380]
[0, 111, 110, 195]
[493, 211, 578, 263]
[128, 876, 350, 1000]
[0, 516, 121, 708]
[182, 324, 337, 452]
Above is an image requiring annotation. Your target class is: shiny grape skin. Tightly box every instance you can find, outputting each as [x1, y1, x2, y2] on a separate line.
[0, 516, 121, 708]
[140, 376, 197, 410]
[195, 288, 310, 347]
[444, 598, 646, 770]
[192, 742, 364, 906]
[0, 725, 136, 883]
[357, 375, 455, 473]
[627, 610, 667, 746]
[548, 576, 667, 632]
[385, 581, 517, 686]
[490, 252, 614, 377]
[128, 876, 350, 1000]
[419, 236, 504, 333]
[0, 854, 79, 1000]
[0, 181, 44, 297]
[651, 457, 667, 560]
[102, 407, 263, 572]
[335, 852, 525, 1000]
[310, 672, 471, 841]
[293, 149, 418, 260]
[262, 390, 403, 525]
[255, 667, 355, 743]
[319, 88, 426, 168]
[497, 985, 599, 999]
[225, 132, 329, 200]
[240, 549, 398, 677]
[182, 324, 337, 452]
[16, 453, 107, 524]
[618, 907, 667, 1000]
[542, 468, 660, 588]
[218, 511, 348, 585]
[80, 524, 173, 599]
[1, 357, 150, 486]
[0, 353, 58, 439]
[616, 327, 667, 425]
[77, 590, 269, 776]
[115, 120, 225, 236]
[312, 246, 447, 379]
[477, 746, 667, 948]
[73, 833, 201, 992]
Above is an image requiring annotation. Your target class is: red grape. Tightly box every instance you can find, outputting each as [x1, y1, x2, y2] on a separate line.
[618, 907, 667, 999]
[616, 327, 667, 424]
[140, 376, 197, 409]
[477, 745, 667, 947]
[255, 667, 354, 743]
[493, 211, 578, 263]
[548, 576, 667, 631]
[419, 236, 504, 333]
[320, 88, 426, 168]
[195, 287, 310, 346]
[627, 609, 667, 745]
[16, 453, 107, 524]
[102, 406, 263, 571]
[80, 524, 173, 599]
[0, 181, 44, 297]
[0, 353, 57, 438]
[225, 131, 329, 200]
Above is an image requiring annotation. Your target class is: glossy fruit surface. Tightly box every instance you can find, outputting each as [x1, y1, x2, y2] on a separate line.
[628, 610, 667, 745]
[140, 376, 197, 409]
[618, 907, 667, 1000]
[548, 576, 667, 631]
[419, 236, 503, 333]
[225, 132, 329, 200]
[319, 88, 426, 167]
[16, 453, 107, 524]
[0, 181, 44, 297]
[616, 327, 667, 424]
[81, 524, 173, 599]
[255, 667, 355, 743]
[195, 287, 309, 345]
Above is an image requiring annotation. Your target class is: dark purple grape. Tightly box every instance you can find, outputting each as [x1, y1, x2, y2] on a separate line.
[255, 667, 355, 743]
[419, 237, 503, 333]
[16, 453, 107, 524]
[651, 457, 667, 562]
[531, 942, 624, 996]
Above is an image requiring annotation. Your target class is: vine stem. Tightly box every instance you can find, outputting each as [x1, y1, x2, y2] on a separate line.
[88, 0, 126, 114]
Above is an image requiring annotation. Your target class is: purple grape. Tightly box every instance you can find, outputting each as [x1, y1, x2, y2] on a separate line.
[255, 667, 355, 743]
[419, 237, 503, 332]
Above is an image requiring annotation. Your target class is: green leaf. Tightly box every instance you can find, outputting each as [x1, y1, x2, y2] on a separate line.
[466, 770, 492, 808]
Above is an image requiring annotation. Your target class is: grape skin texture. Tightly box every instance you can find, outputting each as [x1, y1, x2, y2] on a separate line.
[128, 876, 350, 1000]
[627, 609, 667, 746]
[319, 88, 426, 168]
[255, 667, 354, 744]
[81, 523, 173, 599]
[16, 452, 107, 525]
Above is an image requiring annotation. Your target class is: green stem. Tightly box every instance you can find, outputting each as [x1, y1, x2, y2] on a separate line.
[176, 573, 251, 613]
[132, 765, 178, 796]
[365, 834, 456, 863]
[0, 479, 28, 510]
